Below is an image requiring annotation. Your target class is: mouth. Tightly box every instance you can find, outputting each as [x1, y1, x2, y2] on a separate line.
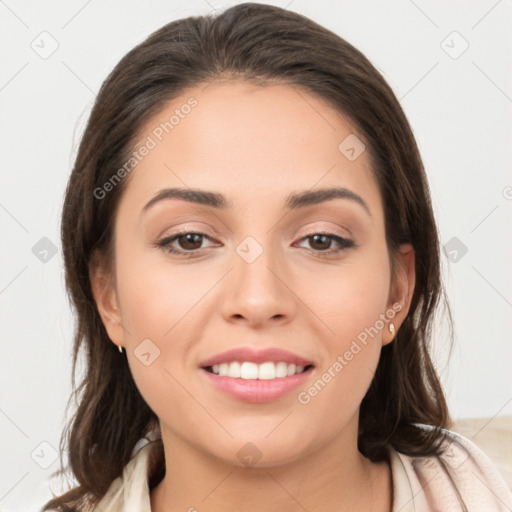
[198, 347, 315, 403]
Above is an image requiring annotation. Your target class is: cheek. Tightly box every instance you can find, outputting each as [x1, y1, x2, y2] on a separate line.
[114, 251, 219, 410]
[116, 263, 203, 425]
[294, 246, 390, 416]
[297, 272, 389, 430]
[296, 344, 381, 441]
[307, 245, 391, 347]
[115, 248, 216, 341]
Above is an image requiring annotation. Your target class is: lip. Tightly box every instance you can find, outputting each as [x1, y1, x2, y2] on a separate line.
[198, 347, 315, 403]
[198, 347, 315, 368]
[200, 366, 314, 403]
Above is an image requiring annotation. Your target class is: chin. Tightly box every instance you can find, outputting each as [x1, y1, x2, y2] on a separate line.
[200, 432, 314, 470]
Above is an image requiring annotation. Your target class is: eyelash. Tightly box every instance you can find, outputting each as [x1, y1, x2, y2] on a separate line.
[155, 230, 356, 258]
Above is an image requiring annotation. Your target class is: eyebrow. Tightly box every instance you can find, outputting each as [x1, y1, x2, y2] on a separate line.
[142, 186, 371, 217]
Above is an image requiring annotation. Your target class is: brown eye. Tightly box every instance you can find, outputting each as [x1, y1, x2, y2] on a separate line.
[177, 233, 204, 250]
[296, 232, 355, 255]
[157, 231, 216, 257]
[308, 234, 333, 251]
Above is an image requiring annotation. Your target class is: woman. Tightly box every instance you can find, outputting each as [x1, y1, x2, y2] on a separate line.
[43, 3, 512, 511]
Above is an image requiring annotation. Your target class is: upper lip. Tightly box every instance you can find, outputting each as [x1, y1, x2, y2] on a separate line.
[199, 347, 315, 368]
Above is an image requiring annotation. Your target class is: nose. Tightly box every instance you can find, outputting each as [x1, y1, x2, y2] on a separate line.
[220, 240, 297, 327]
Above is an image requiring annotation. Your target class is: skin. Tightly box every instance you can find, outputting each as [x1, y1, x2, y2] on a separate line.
[91, 80, 416, 512]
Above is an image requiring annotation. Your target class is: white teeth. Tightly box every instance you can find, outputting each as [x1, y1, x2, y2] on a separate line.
[227, 361, 241, 378]
[210, 361, 309, 379]
[275, 362, 288, 378]
[258, 362, 275, 380]
[240, 362, 259, 379]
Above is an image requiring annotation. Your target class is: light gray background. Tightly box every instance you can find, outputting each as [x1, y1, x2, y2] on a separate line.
[1, 0, 511, 510]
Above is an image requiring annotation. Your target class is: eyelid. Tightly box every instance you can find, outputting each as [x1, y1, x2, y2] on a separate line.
[299, 226, 350, 239]
[155, 221, 217, 239]
[292, 221, 354, 246]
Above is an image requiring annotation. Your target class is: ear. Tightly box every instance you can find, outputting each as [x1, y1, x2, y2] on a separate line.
[382, 243, 416, 346]
[89, 249, 125, 347]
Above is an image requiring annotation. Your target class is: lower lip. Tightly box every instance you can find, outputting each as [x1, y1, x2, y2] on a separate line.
[200, 367, 314, 403]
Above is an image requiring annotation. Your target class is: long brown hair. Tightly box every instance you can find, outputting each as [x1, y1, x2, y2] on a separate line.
[44, 3, 453, 510]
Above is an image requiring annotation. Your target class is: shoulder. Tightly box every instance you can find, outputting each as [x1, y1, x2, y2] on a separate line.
[389, 427, 512, 511]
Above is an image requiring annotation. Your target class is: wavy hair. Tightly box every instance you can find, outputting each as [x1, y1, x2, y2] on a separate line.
[44, 3, 453, 510]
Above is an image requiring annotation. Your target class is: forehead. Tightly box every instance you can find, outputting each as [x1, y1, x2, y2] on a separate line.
[119, 80, 383, 220]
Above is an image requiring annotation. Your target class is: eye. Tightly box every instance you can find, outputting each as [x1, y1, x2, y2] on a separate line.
[156, 231, 216, 257]
[295, 232, 355, 255]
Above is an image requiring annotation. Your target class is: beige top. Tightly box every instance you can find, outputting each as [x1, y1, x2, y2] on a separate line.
[92, 428, 512, 511]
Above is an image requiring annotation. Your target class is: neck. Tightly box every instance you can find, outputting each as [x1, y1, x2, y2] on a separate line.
[150, 419, 392, 512]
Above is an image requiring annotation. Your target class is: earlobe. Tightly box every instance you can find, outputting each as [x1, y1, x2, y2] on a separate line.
[89, 250, 124, 347]
[383, 243, 416, 346]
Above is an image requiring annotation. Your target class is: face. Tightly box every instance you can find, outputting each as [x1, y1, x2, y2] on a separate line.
[92, 80, 415, 467]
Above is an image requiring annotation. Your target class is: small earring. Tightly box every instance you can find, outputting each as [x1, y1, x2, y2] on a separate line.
[389, 322, 395, 335]
[118, 345, 124, 353]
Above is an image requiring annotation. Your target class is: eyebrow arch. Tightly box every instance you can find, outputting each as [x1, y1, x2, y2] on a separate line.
[142, 186, 371, 217]
[286, 187, 371, 217]
[142, 188, 232, 212]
